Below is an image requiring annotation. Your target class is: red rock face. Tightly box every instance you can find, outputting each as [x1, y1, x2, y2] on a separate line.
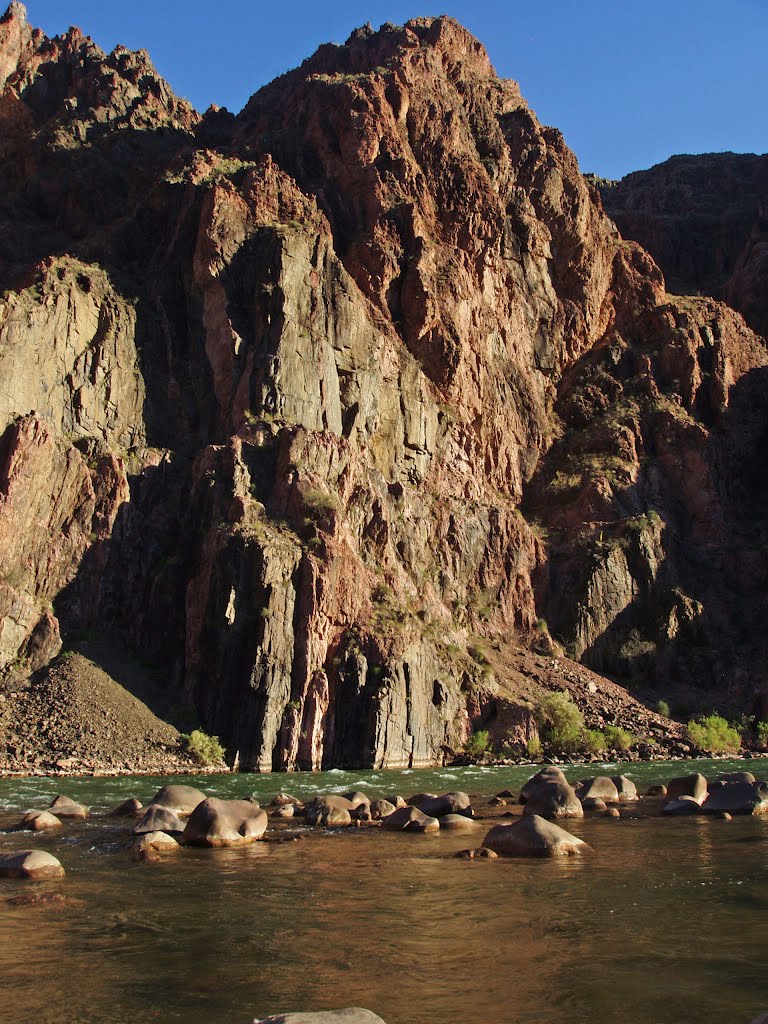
[599, 154, 768, 340]
[0, 7, 766, 771]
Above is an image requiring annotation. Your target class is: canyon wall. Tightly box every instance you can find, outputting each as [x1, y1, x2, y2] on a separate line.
[0, 4, 766, 770]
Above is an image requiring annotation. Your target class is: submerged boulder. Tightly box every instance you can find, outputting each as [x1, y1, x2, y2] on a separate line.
[438, 813, 480, 831]
[482, 815, 591, 858]
[455, 847, 499, 860]
[411, 792, 473, 818]
[662, 796, 703, 816]
[48, 795, 88, 819]
[182, 798, 268, 847]
[132, 831, 181, 861]
[109, 797, 144, 817]
[18, 810, 62, 831]
[147, 785, 207, 816]
[701, 781, 768, 815]
[381, 806, 440, 833]
[0, 850, 65, 879]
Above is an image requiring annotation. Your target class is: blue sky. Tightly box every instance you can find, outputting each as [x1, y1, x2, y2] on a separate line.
[18, 1, 768, 180]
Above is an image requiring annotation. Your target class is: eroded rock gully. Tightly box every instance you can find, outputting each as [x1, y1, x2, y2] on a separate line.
[0, 5, 766, 772]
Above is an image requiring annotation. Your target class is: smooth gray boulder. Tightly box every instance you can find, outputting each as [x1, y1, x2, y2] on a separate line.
[181, 798, 268, 847]
[270, 804, 295, 819]
[254, 1010, 387, 1024]
[520, 767, 568, 803]
[381, 806, 439, 833]
[132, 831, 180, 861]
[304, 796, 354, 827]
[148, 785, 207, 815]
[340, 792, 370, 809]
[662, 795, 703, 816]
[411, 792, 473, 818]
[0, 850, 65, 879]
[701, 781, 768, 816]
[714, 771, 756, 785]
[666, 773, 708, 804]
[48, 795, 88, 819]
[369, 799, 396, 820]
[523, 780, 583, 819]
[482, 814, 591, 858]
[18, 810, 62, 831]
[576, 777, 619, 802]
[611, 775, 639, 801]
[133, 805, 185, 835]
[109, 797, 144, 817]
[438, 813, 480, 831]
[581, 798, 608, 812]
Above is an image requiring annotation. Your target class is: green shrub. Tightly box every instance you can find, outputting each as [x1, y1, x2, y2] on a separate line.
[180, 729, 226, 766]
[465, 729, 491, 758]
[656, 699, 671, 718]
[602, 725, 635, 753]
[581, 728, 606, 755]
[525, 736, 543, 759]
[535, 692, 584, 752]
[757, 721, 768, 747]
[686, 715, 741, 754]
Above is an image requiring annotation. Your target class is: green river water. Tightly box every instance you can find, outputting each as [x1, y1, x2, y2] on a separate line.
[1, 758, 767, 1024]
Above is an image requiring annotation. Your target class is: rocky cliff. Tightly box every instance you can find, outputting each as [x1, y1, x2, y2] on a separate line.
[598, 153, 768, 340]
[0, 5, 766, 773]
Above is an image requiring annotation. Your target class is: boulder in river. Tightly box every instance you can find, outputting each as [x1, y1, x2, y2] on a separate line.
[381, 806, 440, 833]
[520, 767, 568, 804]
[48, 795, 88, 819]
[455, 847, 499, 860]
[523, 780, 583, 819]
[132, 831, 181, 861]
[133, 805, 185, 835]
[18, 810, 62, 831]
[109, 798, 144, 817]
[340, 792, 371, 809]
[254, 1010, 388, 1024]
[666, 773, 708, 804]
[304, 796, 354, 827]
[0, 850, 65, 879]
[147, 785, 207, 816]
[182, 798, 268, 847]
[662, 795, 703, 816]
[482, 815, 591, 858]
[575, 777, 619, 802]
[369, 799, 397, 820]
[611, 776, 638, 801]
[701, 781, 768, 816]
[411, 792, 473, 818]
[439, 813, 480, 831]
[714, 771, 756, 785]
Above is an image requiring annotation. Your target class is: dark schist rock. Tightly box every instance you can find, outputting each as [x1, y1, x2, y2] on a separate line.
[0, 7, 766, 774]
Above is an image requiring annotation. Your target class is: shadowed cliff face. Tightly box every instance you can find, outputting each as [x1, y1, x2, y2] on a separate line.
[0, 5, 766, 771]
[598, 153, 768, 341]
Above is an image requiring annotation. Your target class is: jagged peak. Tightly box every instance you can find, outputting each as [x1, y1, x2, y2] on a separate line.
[1, 2, 26, 25]
[242, 14, 501, 119]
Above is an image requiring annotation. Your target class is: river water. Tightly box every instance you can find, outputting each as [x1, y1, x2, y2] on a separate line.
[0, 758, 766, 1024]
